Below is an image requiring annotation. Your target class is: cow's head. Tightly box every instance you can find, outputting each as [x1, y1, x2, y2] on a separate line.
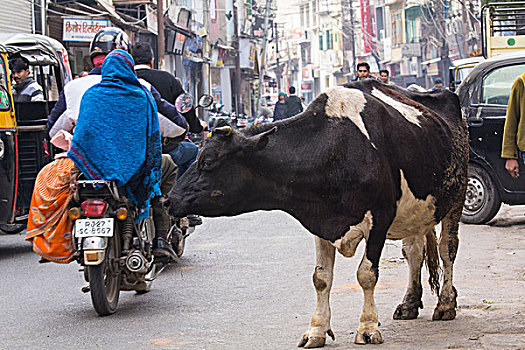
[168, 121, 277, 217]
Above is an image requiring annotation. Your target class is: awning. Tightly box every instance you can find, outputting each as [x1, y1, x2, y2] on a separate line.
[215, 43, 234, 50]
[165, 17, 194, 37]
[421, 57, 441, 65]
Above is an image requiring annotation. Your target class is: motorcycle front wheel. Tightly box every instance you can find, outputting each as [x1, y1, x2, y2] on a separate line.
[87, 232, 121, 316]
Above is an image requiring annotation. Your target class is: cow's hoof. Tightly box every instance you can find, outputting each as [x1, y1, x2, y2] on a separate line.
[298, 335, 325, 348]
[393, 303, 420, 320]
[298, 329, 334, 348]
[432, 305, 456, 320]
[354, 330, 383, 345]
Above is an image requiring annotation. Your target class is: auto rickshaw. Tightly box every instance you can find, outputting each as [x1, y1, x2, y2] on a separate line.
[0, 34, 72, 233]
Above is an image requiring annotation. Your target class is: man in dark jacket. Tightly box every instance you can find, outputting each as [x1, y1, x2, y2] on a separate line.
[273, 92, 287, 121]
[132, 42, 205, 227]
[132, 42, 208, 179]
[284, 86, 303, 118]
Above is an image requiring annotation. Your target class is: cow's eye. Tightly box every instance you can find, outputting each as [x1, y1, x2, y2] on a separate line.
[201, 158, 213, 170]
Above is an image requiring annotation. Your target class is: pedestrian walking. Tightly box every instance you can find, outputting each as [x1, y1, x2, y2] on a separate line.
[502, 71, 525, 178]
[284, 86, 303, 118]
[273, 92, 287, 121]
[354, 62, 372, 81]
[431, 78, 444, 91]
[379, 69, 395, 85]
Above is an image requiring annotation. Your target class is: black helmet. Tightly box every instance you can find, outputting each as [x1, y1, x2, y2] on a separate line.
[89, 27, 130, 61]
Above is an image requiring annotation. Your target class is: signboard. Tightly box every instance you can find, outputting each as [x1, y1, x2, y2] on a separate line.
[212, 90, 222, 104]
[302, 67, 311, 80]
[174, 33, 187, 55]
[63, 18, 109, 42]
[401, 43, 421, 57]
[359, 0, 376, 54]
[301, 82, 312, 91]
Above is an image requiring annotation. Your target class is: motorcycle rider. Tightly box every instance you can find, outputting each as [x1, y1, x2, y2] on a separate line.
[47, 27, 184, 260]
[131, 42, 207, 178]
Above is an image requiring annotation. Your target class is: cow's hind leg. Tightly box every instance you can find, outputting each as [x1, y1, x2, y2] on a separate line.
[433, 205, 461, 320]
[393, 234, 426, 320]
[298, 236, 336, 348]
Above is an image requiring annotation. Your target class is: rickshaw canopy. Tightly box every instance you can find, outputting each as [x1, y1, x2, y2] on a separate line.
[0, 33, 64, 66]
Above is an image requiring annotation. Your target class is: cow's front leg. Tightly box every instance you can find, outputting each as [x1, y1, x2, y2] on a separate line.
[433, 208, 460, 320]
[355, 208, 392, 345]
[354, 254, 383, 344]
[393, 234, 425, 320]
[298, 236, 336, 348]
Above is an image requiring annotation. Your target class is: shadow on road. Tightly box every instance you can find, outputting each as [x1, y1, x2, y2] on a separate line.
[489, 217, 525, 227]
[0, 234, 33, 261]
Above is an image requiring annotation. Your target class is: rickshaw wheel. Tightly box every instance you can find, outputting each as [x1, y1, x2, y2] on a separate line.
[0, 224, 26, 234]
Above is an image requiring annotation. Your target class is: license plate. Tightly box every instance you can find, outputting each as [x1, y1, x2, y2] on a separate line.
[74, 218, 114, 237]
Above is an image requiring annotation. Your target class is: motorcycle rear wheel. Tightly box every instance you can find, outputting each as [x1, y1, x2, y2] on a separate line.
[88, 232, 121, 316]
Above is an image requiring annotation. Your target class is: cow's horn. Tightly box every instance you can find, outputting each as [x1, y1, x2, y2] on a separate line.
[214, 126, 232, 136]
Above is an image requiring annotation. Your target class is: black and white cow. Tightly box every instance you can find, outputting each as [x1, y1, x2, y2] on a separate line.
[169, 79, 468, 347]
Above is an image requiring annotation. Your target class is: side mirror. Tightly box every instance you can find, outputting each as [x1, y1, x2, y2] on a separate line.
[198, 94, 213, 108]
[175, 93, 194, 114]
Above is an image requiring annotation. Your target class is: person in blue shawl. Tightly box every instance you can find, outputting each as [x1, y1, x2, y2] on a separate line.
[68, 49, 178, 260]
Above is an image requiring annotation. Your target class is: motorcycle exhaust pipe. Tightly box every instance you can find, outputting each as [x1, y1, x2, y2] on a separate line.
[126, 251, 148, 273]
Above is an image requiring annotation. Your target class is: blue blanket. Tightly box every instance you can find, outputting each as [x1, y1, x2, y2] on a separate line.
[68, 50, 161, 220]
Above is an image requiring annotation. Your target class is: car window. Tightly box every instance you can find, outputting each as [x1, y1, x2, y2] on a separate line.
[0, 55, 10, 110]
[457, 66, 475, 83]
[482, 64, 525, 106]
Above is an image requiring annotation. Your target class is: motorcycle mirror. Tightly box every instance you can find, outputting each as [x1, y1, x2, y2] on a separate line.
[175, 93, 194, 114]
[198, 94, 214, 108]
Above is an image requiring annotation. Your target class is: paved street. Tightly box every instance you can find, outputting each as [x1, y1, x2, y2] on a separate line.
[1, 208, 524, 349]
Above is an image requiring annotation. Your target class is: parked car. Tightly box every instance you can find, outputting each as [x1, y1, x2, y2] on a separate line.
[457, 50, 525, 224]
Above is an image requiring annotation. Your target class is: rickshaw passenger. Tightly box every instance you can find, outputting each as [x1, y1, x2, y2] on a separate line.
[9, 57, 44, 102]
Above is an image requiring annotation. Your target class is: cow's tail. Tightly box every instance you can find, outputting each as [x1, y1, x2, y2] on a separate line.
[425, 229, 441, 295]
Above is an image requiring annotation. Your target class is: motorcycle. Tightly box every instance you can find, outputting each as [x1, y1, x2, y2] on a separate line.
[69, 93, 213, 316]
[208, 102, 232, 129]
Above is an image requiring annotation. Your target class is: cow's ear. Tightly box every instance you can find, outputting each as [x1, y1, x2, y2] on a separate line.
[246, 127, 277, 152]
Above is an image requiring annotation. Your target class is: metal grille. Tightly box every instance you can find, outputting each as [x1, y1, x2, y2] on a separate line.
[0, 0, 33, 34]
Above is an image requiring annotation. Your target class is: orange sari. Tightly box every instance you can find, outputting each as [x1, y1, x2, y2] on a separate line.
[26, 157, 76, 263]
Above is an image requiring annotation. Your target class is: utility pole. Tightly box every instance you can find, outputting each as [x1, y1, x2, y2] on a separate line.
[233, 3, 242, 115]
[157, 0, 165, 69]
[41, 0, 46, 35]
[348, 0, 356, 79]
[257, 0, 272, 113]
[436, 0, 450, 85]
[275, 22, 281, 92]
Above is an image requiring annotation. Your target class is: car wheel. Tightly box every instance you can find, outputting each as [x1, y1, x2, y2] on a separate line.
[461, 164, 501, 224]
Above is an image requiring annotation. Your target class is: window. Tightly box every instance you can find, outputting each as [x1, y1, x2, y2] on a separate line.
[319, 32, 323, 50]
[325, 30, 333, 50]
[305, 4, 310, 28]
[482, 64, 525, 106]
[392, 12, 402, 45]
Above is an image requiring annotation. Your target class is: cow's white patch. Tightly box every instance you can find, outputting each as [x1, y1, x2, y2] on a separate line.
[387, 171, 436, 240]
[371, 88, 422, 127]
[332, 211, 372, 257]
[406, 84, 427, 93]
[325, 86, 370, 140]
